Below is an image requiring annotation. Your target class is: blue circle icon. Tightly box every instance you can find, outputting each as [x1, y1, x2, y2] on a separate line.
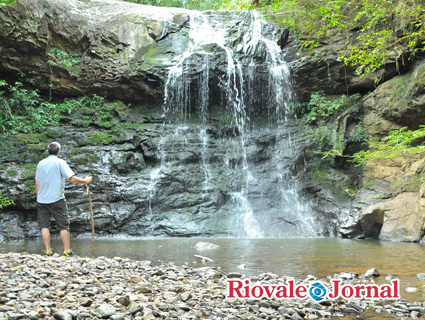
[309, 282, 327, 301]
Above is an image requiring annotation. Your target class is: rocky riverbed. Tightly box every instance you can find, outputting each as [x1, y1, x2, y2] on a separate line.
[0, 252, 423, 320]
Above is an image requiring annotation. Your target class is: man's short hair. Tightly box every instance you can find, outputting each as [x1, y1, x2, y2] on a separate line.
[48, 142, 61, 155]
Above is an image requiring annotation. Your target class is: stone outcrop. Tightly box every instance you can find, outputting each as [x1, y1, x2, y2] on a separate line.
[346, 191, 425, 242]
[0, 0, 346, 240]
[0, 0, 288, 106]
[359, 203, 386, 238]
[0, 0, 412, 105]
[0, 0, 424, 241]
[378, 192, 425, 242]
[0, 0, 190, 102]
[0, 110, 340, 239]
[340, 62, 425, 240]
[363, 61, 425, 139]
[340, 153, 425, 240]
[289, 28, 413, 103]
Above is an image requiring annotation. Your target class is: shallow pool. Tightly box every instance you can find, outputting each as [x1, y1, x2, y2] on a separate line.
[3, 237, 425, 305]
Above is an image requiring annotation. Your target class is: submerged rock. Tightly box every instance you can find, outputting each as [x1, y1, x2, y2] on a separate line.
[417, 273, 425, 280]
[364, 268, 380, 278]
[194, 242, 220, 250]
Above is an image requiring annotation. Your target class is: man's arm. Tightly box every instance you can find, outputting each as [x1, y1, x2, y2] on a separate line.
[69, 175, 92, 184]
[35, 181, 39, 196]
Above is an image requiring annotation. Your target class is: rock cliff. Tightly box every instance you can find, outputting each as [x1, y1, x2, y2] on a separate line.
[1, 0, 425, 241]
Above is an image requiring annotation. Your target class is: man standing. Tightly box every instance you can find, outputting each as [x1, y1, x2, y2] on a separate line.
[35, 142, 92, 257]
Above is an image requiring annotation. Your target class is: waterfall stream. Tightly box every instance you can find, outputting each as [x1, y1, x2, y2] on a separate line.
[145, 10, 327, 238]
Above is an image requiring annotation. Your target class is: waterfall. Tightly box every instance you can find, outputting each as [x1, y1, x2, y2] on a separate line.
[145, 10, 327, 238]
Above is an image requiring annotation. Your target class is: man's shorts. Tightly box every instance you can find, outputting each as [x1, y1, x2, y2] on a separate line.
[37, 199, 70, 230]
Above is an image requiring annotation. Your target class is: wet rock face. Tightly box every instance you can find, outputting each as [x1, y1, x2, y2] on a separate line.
[0, 0, 178, 102]
[0, 113, 340, 239]
[0, 0, 344, 239]
[1, 0, 406, 107]
[0, 0, 285, 105]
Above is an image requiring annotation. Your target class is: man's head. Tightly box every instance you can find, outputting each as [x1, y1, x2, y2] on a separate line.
[48, 142, 61, 156]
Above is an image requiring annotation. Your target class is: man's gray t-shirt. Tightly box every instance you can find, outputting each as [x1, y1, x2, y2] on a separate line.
[36, 155, 75, 204]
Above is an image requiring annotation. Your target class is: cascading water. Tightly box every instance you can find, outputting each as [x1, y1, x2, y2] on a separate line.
[144, 10, 329, 238]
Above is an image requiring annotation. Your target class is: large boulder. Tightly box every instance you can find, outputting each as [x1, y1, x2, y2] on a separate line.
[379, 192, 425, 242]
[341, 191, 425, 242]
[359, 203, 386, 238]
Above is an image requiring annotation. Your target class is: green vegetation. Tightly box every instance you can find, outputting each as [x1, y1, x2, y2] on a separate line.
[7, 169, 17, 177]
[0, 194, 14, 210]
[47, 48, 82, 69]
[0, 0, 17, 7]
[321, 125, 425, 167]
[0, 80, 128, 135]
[85, 132, 117, 146]
[0, 80, 62, 134]
[309, 125, 342, 169]
[352, 126, 425, 165]
[222, 0, 425, 79]
[21, 163, 36, 180]
[295, 91, 366, 172]
[292, 91, 352, 124]
[0, 193, 13, 244]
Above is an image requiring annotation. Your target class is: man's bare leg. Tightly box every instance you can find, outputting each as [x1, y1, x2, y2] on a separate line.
[60, 229, 71, 253]
[41, 228, 52, 253]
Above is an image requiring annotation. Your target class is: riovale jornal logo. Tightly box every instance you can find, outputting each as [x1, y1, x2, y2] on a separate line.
[227, 279, 400, 301]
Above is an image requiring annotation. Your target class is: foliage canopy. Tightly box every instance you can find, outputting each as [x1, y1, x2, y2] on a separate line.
[222, 0, 425, 78]
[0, 0, 17, 7]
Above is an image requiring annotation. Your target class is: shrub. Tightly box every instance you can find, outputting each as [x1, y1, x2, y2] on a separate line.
[352, 126, 425, 166]
[0, 194, 14, 211]
[0, 80, 128, 135]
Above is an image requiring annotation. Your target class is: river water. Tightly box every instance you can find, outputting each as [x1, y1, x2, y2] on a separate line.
[3, 237, 425, 305]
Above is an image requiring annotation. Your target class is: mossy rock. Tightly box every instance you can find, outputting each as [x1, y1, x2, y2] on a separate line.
[70, 153, 101, 165]
[23, 180, 35, 194]
[23, 163, 37, 171]
[95, 121, 113, 129]
[16, 134, 40, 144]
[7, 169, 18, 177]
[79, 132, 118, 146]
[39, 132, 54, 143]
[414, 63, 425, 87]
[22, 170, 35, 180]
[81, 107, 96, 116]
[27, 144, 46, 152]
[75, 120, 92, 127]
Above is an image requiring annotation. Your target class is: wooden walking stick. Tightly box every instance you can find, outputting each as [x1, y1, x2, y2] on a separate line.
[87, 181, 95, 258]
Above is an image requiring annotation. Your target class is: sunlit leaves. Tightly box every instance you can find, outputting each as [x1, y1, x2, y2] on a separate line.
[352, 126, 425, 166]
[226, 0, 424, 78]
[0, 0, 17, 7]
